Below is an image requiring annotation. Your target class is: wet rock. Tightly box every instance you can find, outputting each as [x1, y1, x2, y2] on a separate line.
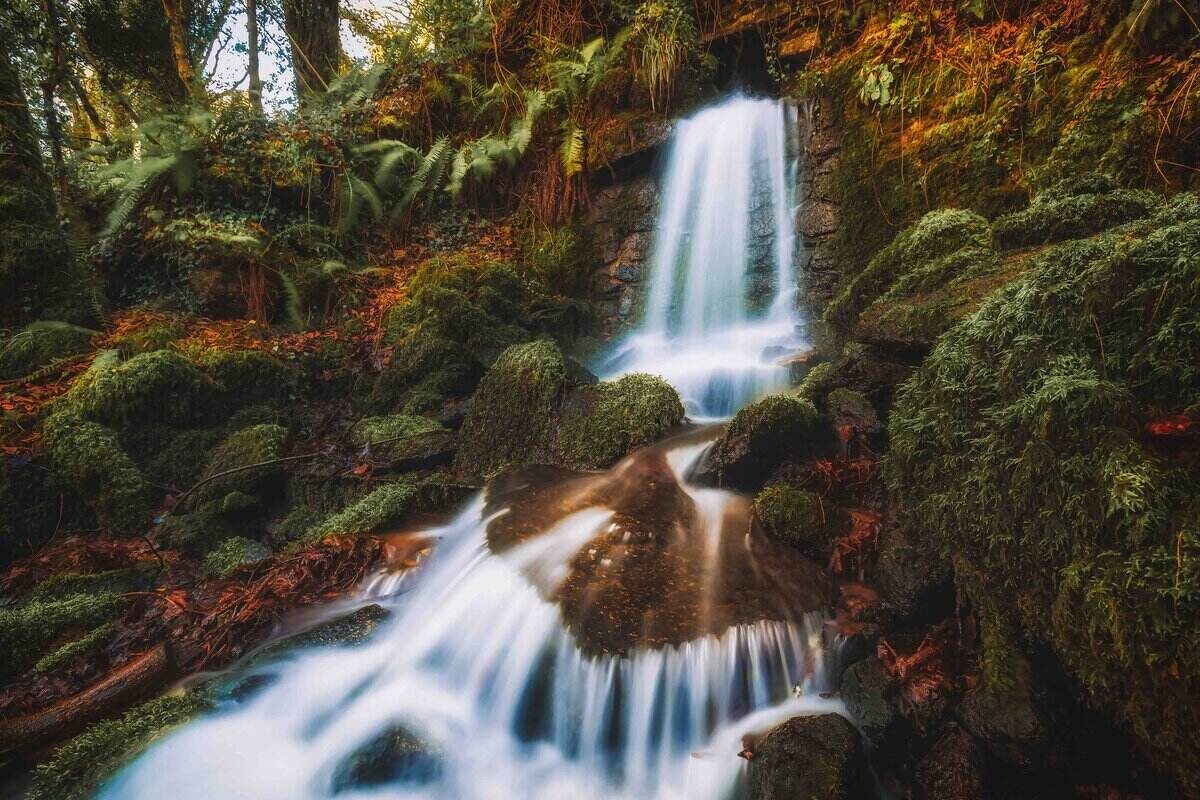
[694, 395, 835, 491]
[825, 388, 882, 439]
[351, 414, 457, 471]
[876, 523, 953, 622]
[958, 684, 1052, 770]
[746, 713, 871, 800]
[753, 483, 850, 560]
[330, 724, 441, 792]
[798, 199, 839, 239]
[915, 727, 988, 800]
[556, 373, 684, 470]
[840, 656, 900, 749]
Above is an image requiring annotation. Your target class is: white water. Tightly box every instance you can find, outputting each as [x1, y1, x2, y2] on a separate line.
[99, 96, 838, 800]
[598, 95, 808, 419]
[101, 443, 840, 800]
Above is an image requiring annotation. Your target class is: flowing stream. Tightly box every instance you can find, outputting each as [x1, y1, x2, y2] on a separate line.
[100, 95, 836, 800]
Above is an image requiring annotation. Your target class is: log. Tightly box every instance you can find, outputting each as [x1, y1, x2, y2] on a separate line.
[0, 643, 174, 756]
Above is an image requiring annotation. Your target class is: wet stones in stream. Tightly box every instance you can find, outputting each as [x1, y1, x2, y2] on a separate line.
[330, 724, 442, 792]
[745, 713, 872, 800]
[483, 437, 829, 656]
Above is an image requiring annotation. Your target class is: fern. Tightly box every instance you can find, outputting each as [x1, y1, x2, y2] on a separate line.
[559, 120, 585, 176]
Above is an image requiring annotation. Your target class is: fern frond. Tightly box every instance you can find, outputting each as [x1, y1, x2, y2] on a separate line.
[559, 121, 585, 177]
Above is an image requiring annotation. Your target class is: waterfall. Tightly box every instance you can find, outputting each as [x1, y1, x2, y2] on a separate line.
[99, 96, 838, 800]
[598, 95, 808, 419]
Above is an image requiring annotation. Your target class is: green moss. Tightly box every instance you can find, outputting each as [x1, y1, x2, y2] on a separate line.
[521, 222, 594, 297]
[0, 455, 83, 568]
[202, 535, 270, 578]
[42, 411, 149, 533]
[826, 209, 991, 330]
[302, 481, 418, 543]
[27, 690, 214, 800]
[110, 318, 187, 357]
[754, 484, 847, 560]
[454, 339, 587, 477]
[0, 591, 126, 679]
[704, 394, 833, 490]
[29, 567, 153, 602]
[795, 361, 835, 403]
[365, 325, 483, 415]
[35, 623, 114, 673]
[192, 422, 288, 503]
[555, 373, 684, 469]
[992, 183, 1160, 249]
[156, 504, 237, 557]
[0, 321, 96, 379]
[351, 414, 444, 459]
[57, 349, 212, 427]
[192, 349, 298, 409]
[886, 196, 1200, 794]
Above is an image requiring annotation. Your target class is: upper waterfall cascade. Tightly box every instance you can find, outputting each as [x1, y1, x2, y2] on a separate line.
[599, 95, 808, 419]
[98, 96, 837, 800]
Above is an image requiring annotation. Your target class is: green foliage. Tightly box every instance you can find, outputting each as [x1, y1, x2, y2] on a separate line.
[628, 0, 699, 112]
[556, 373, 684, 469]
[30, 567, 153, 602]
[521, 222, 595, 296]
[28, 690, 214, 800]
[825, 208, 991, 330]
[992, 178, 1160, 249]
[0, 321, 96, 380]
[0, 592, 126, 680]
[191, 423, 288, 504]
[191, 348, 298, 409]
[303, 481, 419, 543]
[351, 414, 444, 460]
[110, 318, 187, 357]
[203, 535, 270, 578]
[57, 349, 212, 427]
[886, 195, 1200, 794]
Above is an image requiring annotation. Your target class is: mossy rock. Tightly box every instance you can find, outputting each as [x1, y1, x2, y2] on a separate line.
[156, 504, 239, 558]
[57, 349, 214, 428]
[365, 325, 484, 415]
[110, 318, 187, 358]
[753, 484, 850, 561]
[555, 373, 685, 469]
[42, 411, 149, 533]
[992, 181, 1160, 249]
[0, 454, 85, 567]
[454, 339, 592, 478]
[351, 414, 453, 467]
[202, 535, 270, 578]
[193, 349, 298, 410]
[825, 208, 992, 331]
[0, 321, 95, 379]
[302, 481, 419, 544]
[695, 395, 834, 491]
[825, 389, 881, 438]
[29, 566, 154, 602]
[0, 591, 126, 680]
[27, 690, 214, 800]
[34, 622, 114, 673]
[886, 194, 1200, 794]
[331, 724, 442, 792]
[191, 423, 289, 504]
[746, 713, 871, 800]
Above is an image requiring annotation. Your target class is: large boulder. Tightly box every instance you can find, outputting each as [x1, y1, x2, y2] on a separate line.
[694, 394, 834, 491]
[454, 339, 684, 478]
[957, 683, 1054, 770]
[746, 713, 871, 800]
[875, 522, 953, 622]
[840, 656, 900, 749]
[753, 483, 850, 561]
[915, 727, 988, 800]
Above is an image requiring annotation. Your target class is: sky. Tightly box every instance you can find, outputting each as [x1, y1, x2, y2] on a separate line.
[202, 0, 406, 111]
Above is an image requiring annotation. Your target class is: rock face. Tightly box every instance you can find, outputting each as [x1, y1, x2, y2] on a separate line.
[876, 522, 953, 621]
[746, 713, 871, 800]
[694, 394, 834, 491]
[958, 684, 1053, 770]
[796, 94, 844, 318]
[586, 176, 659, 337]
[915, 728, 989, 800]
[840, 656, 900, 749]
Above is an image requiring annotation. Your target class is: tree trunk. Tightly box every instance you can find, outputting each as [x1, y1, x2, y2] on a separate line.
[66, 70, 111, 145]
[161, 0, 196, 96]
[40, 0, 69, 186]
[281, 0, 341, 101]
[247, 0, 263, 113]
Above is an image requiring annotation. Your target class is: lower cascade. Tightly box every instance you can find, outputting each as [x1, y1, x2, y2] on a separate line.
[101, 440, 839, 800]
[99, 95, 840, 800]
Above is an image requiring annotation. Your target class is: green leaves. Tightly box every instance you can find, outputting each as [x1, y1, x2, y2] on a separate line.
[859, 63, 896, 109]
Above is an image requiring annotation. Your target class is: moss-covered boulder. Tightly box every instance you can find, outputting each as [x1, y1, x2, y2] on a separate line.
[0, 591, 126, 680]
[0, 321, 96, 379]
[365, 326, 483, 416]
[746, 713, 871, 800]
[886, 192, 1200, 794]
[555, 373, 685, 469]
[825, 388, 882, 441]
[192, 349, 298, 409]
[302, 481, 419, 543]
[992, 175, 1160, 249]
[825, 208, 991, 330]
[192, 423, 289, 504]
[351, 414, 455, 469]
[0, 454, 84, 567]
[110, 317, 187, 358]
[27, 690, 214, 800]
[202, 535, 270, 578]
[57, 349, 214, 428]
[42, 412, 149, 533]
[753, 484, 850, 561]
[454, 339, 591, 477]
[695, 395, 834, 491]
